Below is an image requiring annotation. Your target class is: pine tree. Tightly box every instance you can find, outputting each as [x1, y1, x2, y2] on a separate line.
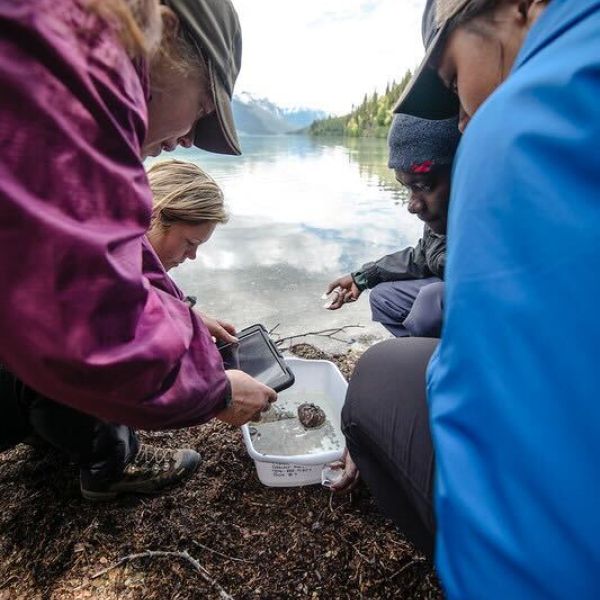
[310, 70, 413, 138]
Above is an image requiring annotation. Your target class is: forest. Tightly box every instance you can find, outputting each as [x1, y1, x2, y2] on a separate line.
[310, 70, 412, 138]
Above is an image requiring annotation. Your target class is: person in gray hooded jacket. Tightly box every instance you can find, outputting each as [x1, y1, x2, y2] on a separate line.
[326, 114, 459, 338]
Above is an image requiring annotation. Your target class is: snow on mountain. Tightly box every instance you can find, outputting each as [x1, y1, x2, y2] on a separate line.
[232, 92, 328, 135]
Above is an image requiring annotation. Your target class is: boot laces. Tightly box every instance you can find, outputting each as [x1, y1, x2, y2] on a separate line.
[130, 444, 175, 474]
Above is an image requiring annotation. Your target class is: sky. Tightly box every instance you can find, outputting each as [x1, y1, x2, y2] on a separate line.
[233, 0, 427, 116]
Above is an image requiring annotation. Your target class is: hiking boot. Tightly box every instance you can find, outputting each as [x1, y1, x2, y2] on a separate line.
[22, 434, 50, 451]
[80, 443, 201, 501]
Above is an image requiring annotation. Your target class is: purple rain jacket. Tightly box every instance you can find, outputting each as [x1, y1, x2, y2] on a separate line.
[0, 0, 230, 429]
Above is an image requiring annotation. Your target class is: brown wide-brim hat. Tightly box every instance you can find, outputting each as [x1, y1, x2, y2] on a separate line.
[165, 0, 242, 155]
[394, 0, 471, 119]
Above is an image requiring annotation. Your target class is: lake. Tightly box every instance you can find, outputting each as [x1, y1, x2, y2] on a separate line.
[146, 135, 422, 352]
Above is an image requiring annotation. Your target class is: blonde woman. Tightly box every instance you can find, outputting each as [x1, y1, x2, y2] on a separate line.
[146, 159, 237, 345]
[0, 0, 276, 501]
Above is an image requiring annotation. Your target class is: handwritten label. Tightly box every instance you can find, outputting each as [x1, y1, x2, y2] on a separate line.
[270, 463, 317, 479]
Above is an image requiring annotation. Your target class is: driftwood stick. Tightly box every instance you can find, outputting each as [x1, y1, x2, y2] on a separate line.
[192, 539, 253, 564]
[274, 325, 364, 347]
[91, 550, 234, 599]
[389, 558, 426, 580]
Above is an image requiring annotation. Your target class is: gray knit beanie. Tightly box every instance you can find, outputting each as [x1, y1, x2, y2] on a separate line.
[387, 114, 460, 173]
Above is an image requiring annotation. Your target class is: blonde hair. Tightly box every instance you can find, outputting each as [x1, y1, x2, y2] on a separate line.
[87, 0, 205, 74]
[87, 0, 163, 57]
[153, 13, 206, 77]
[147, 160, 229, 230]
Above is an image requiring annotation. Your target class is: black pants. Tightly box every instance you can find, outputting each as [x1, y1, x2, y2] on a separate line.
[342, 338, 437, 559]
[0, 364, 137, 485]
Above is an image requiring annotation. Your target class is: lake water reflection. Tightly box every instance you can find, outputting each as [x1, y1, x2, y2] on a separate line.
[147, 135, 422, 350]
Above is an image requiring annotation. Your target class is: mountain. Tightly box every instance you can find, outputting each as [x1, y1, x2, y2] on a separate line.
[279, 106, 329, 130]
[232, 92, 328, 135]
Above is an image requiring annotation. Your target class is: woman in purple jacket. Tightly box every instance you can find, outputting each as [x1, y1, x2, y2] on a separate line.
[0, 0, 276, 498]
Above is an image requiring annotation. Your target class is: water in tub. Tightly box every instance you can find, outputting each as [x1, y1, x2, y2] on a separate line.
[249, 390, 343, 456]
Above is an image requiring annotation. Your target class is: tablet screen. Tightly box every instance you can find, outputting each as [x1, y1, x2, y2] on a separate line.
[238, 329, 288, 390]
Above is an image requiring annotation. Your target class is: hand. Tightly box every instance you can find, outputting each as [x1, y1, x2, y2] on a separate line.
[217, 370, 277, 427]
[197, 311, 238, 344]
[325, 275, 362, 310]
[329, 449, 360, 493]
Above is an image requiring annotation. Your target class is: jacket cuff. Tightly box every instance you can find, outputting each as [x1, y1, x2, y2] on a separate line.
[352, 263, 379, 290]
[351, 270, 368, 291]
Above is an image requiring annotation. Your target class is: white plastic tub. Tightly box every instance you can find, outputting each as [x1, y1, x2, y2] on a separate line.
[241, 357, 347, 487]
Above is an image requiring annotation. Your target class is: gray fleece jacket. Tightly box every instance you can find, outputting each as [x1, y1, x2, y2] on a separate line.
[351, 225, 446, 290]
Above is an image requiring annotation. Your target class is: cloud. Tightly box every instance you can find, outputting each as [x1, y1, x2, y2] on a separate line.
[307, 0, 383, 27]
[168, 136, 422, 277]
[233, 0, 427, 115]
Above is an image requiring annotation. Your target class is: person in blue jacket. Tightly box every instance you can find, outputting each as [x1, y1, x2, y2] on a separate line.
[389, 0, 599, 597]
[339, 0, 551, 563]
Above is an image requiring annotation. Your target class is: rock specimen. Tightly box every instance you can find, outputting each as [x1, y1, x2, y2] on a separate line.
[297, 403, 326, 429]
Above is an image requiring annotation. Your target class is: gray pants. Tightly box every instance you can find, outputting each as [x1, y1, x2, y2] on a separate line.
[369, 278, 444, 338]
[342, 337, 437, 558]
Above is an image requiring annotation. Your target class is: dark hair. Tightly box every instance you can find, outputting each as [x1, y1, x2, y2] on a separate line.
[451, 0, 501, 27]
[448, 1, 544, 35]
[445, 0, 504, 41]
[428, 0, 502, 68]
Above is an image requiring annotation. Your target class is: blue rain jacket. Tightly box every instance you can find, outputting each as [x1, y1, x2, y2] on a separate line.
[427, 1, 600, 597]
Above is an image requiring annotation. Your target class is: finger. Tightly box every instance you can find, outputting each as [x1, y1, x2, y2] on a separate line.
[217, 327, 238, 344]
[219, 320, 238, 336]
[338, 478, 359, 493]
[325, 281, 340, 295]
[332, 468, 360, 492]
[348, 472, 360, 491]
[325, 294, 342, 310]
[266, 387, 278, 403]
[330, 471, 354, 492]
[329, 293, 345, 310]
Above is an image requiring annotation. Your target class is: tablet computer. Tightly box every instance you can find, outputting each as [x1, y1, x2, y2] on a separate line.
[217, 324, 295, 393]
